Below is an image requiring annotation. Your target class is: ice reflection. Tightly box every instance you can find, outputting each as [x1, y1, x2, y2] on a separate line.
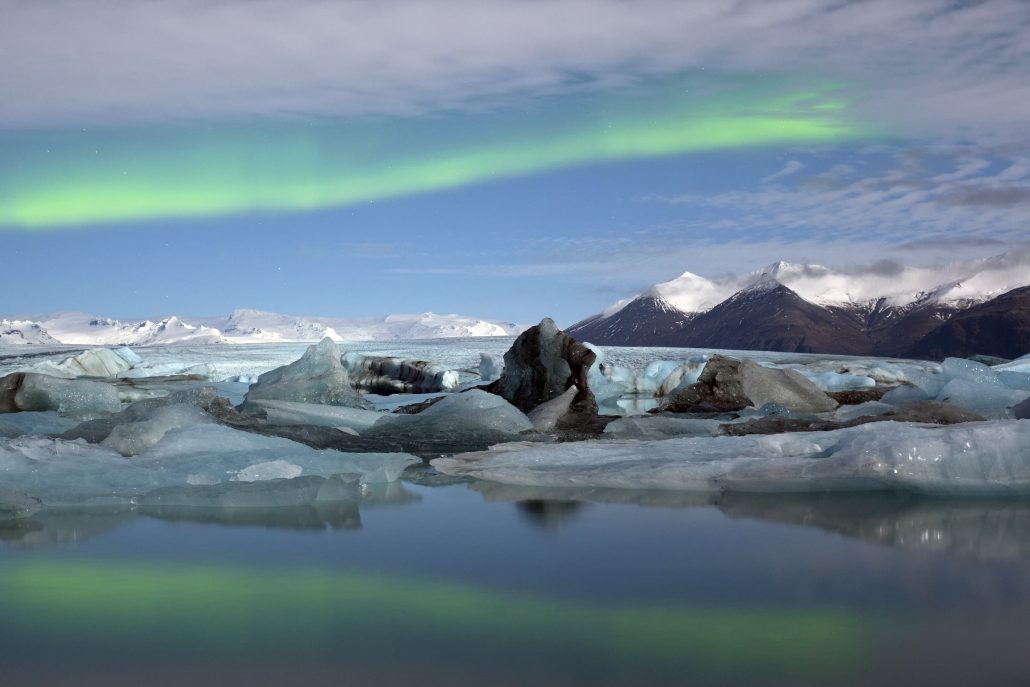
[0, 481, 420, 547]
[472, 482, 1030, 561]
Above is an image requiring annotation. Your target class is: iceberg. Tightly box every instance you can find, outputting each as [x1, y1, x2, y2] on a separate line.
[243, 338, 371, 409]
[30, 347, 140, 378]
[368, 389, 533, 449]
[434, 420, 1030, 495]
[341, 352, 460, 394]
[0, 372, 121, 419]
[242, 399, 386, 433]
[0, 423, 419, 504]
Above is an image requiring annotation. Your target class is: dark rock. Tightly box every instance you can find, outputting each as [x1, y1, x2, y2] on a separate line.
[720, 399, 984, 436]
[827, 387, 891, 405]
[392, 396, 445, 414]
[0, 372, 25, 413]
[1011, 397, 1030, 420]
[486, 318, 597, 414]
[663, 355, 837, 414]
[663, 356, 751, 413]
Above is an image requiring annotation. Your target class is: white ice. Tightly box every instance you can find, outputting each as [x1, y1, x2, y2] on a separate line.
[434, 420, 1030, 495]
[0, 423, 418, 504]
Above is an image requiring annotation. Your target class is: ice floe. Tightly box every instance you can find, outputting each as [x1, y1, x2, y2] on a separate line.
[434, 420, 1030, 495]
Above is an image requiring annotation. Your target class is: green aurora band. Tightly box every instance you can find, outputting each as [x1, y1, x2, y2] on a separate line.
[0, 559, 872, 678]
[0, 79, 869, 229]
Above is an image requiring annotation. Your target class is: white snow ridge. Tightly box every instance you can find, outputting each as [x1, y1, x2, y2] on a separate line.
[2, 309, 525, 346]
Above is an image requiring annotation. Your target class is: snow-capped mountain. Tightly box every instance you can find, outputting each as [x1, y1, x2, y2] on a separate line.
[568, 249, 1030, 358]
[1, 309, 525, 346]
[0, 319, 60, 345]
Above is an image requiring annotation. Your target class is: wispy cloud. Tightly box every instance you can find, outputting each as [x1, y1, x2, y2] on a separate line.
[642, 148, 1030, 247]
[1, 0, 1029, 145]
[762, 160, 804, 183]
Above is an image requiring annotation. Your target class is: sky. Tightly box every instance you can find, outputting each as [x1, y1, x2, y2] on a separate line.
[2, 0, 1029, 324]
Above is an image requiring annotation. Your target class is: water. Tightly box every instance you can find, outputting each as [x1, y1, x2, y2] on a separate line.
[2, 482, 1029, 686]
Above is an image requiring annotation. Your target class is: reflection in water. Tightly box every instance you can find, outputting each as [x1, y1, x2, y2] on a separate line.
[0, 559, 871, 685]
[472, 481, 1030, 562]
[0, 481, 421, 547]
[516, 499, 586, 530]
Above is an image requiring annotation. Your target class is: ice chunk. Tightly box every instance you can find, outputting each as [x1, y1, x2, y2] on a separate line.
[243, 399, 385, 433]
[795, 370, 876, 392]
[998, 371, 1030, 391]
[434, 420, 1030, 495]
[936, 378, 1030, 419]
[30, 347, 138, 378]
[479, 352, 503, 382]
[833, 401, 894, 422]
[0, 489, 42, 520]
[100, 403, 213, 456]
[369, 389, 532, 442]
[244, 338, 370, 408]
[0, 411, 79, 438]
[527, 387, 577, 431]
[341, 353, 460, 394]
[941, 358, 1002, 386]
[0, 372, 121, 419]
[0, 424, 418, 504]
[664, 357, 837, 414]
[235, 459, 303, 482]
[603, 415, 722, 439]
[139, 474, 361, 508]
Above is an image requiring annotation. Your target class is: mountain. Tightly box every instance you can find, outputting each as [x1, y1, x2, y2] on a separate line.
[663, 276, 870, 354]
[568, 250, 1030, 358]
[1, 309, 525, 346]
[0, 319, 60, 345]
[908, 286, 1030, 360]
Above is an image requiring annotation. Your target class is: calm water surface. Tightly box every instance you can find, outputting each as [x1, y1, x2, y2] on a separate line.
[1, 480, 1028, 686]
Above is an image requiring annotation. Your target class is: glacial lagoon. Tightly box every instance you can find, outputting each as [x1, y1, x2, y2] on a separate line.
[1, 339, 1029, 685]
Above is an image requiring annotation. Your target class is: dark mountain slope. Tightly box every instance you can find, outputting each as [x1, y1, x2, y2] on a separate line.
[907, 286, 1030, 360]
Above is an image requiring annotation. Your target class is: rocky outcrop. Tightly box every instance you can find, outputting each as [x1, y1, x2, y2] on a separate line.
[243, 337, 371, 409]
[663, 355, 838, 414]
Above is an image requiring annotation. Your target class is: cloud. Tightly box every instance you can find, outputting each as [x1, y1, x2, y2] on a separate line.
[761, 160, 805, 183]
[641, 146, 1030, 247]
[1, 0, 1029, 146]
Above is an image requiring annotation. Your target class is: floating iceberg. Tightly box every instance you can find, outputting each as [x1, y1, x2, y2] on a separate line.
[242, 399, 386, 433]
[243, 338, 371, 408]
[368, 389, 532, 450]
[0, 423, 419, 504]
[341, 352, 460, 394]
[434, 420, 1030, 495]
[0, 372, 121, 419]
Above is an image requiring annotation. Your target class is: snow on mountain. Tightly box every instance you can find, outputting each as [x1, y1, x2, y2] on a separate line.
[37, 312, 227, 346]
[5, 309, 525, 346]
[0, 319, 59, 345]
[591, 249, 1030, 323]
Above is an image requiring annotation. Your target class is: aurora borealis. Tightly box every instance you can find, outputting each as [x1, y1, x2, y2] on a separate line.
[1, 0, 1026, 323]
[0, 78, 863, 230]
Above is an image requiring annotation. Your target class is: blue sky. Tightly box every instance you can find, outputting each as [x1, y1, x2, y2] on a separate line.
[2, 0, 1029, 325]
